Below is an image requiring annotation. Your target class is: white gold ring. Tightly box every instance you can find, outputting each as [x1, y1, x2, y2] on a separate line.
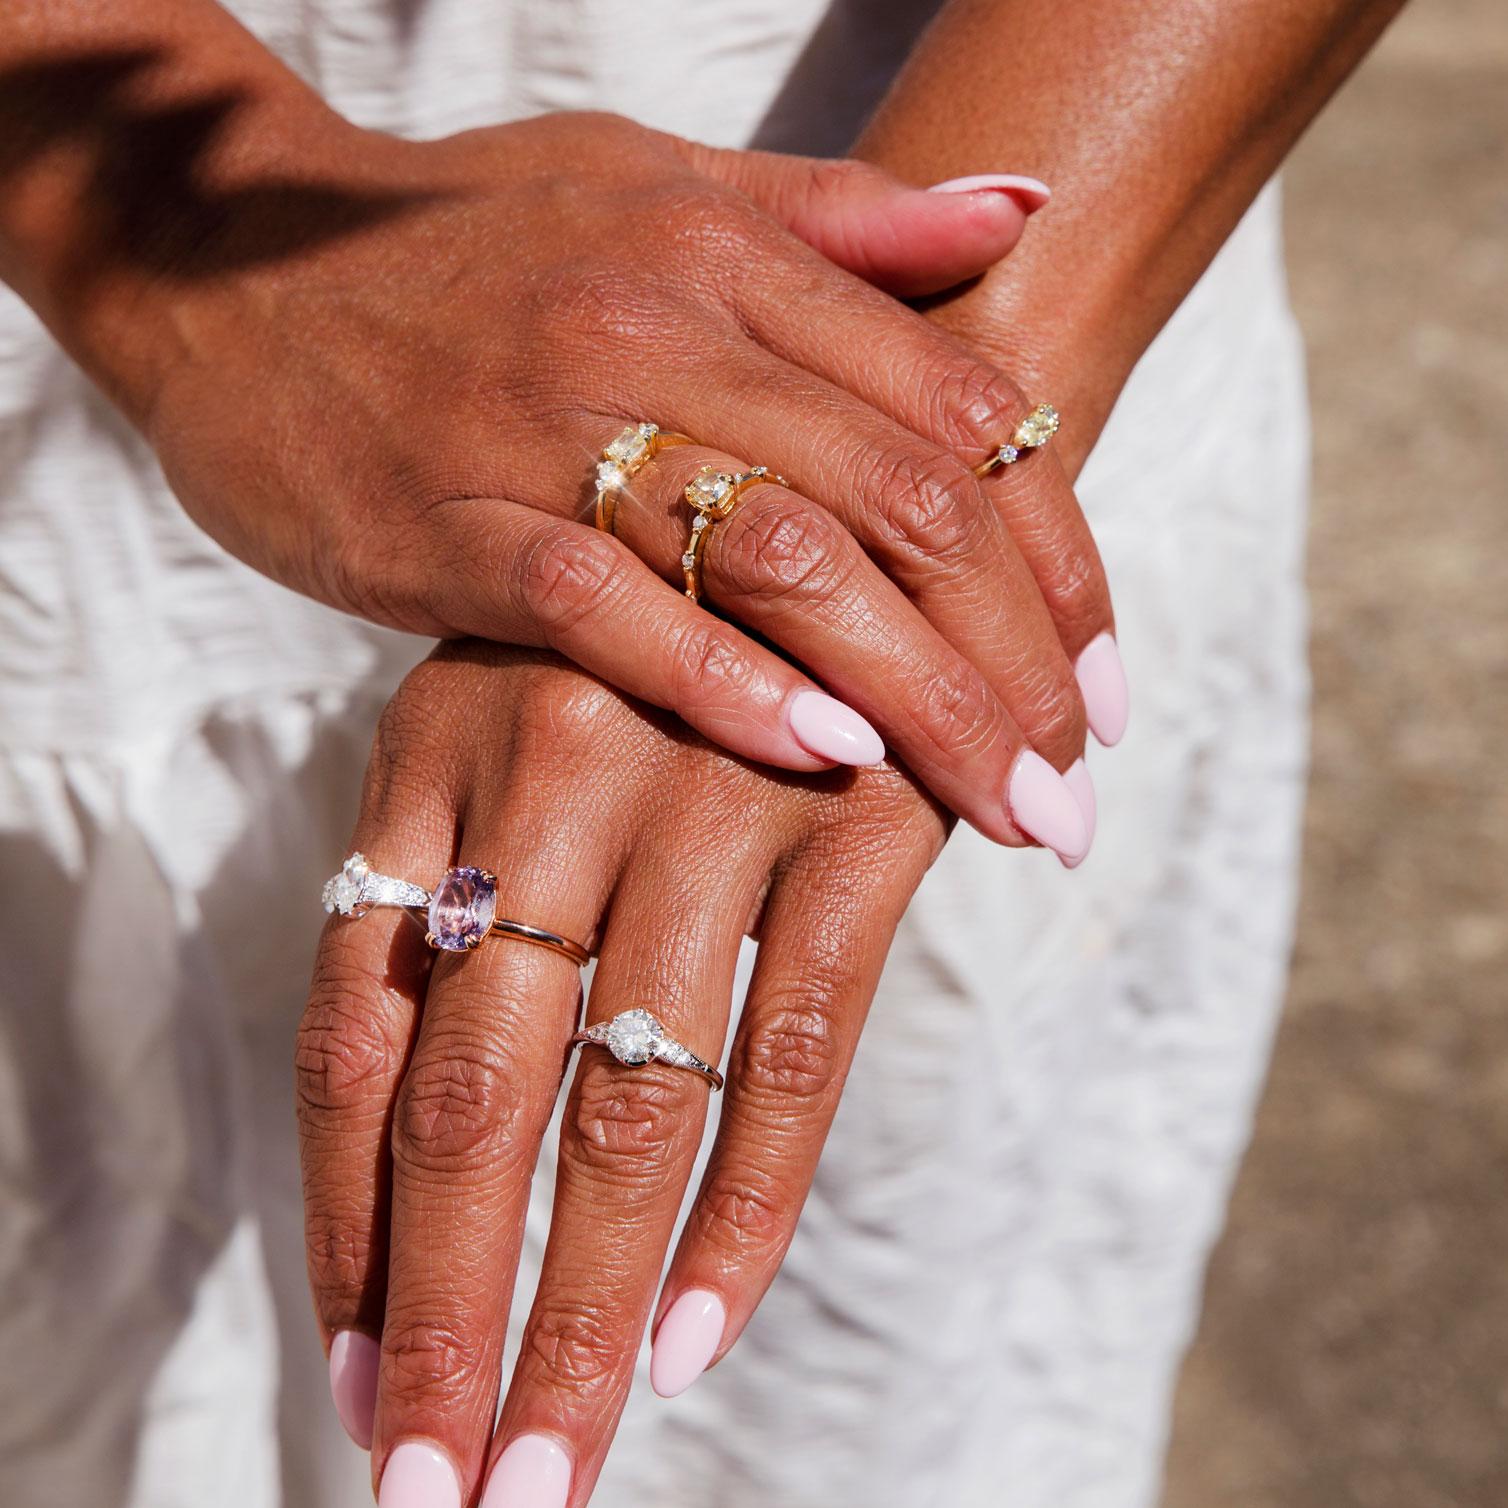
[570, 1009, 723, 1091]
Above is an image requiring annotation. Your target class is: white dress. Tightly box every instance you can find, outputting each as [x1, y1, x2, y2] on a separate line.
[0, 3, 1310, 1506]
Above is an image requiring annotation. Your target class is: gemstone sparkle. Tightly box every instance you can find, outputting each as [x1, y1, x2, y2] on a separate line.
[1012, 404, 1060, 450]
[323, 853, 370, 915]
[427, 866, 498, 951]
[604, 1009, 663, 1066]
[604, 425, 652, 471]
[687, 470, 736, 515]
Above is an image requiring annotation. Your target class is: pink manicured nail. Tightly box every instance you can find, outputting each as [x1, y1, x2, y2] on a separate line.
[1007, 750, 1089, 860]
[788, 690, 885, 767]
[379, 1441, 461, 1508]
[928, 173, 1051, 212]
[1060, 759, 1097, 870]
[481, 1434, 572, 1508]
[651, 1289, 726, 1399]
[328, 1330, 379, 1450]
[1075, 633, 1130, 746]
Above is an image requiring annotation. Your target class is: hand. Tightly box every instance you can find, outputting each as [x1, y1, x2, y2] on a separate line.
[29, 68, 1112, 856]
[296, 642, 976, 1506]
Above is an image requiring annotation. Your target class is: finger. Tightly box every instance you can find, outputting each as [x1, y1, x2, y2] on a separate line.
[649, 816, 927, 1398]
[370, 791, 612, 1508]
[681, 141, 1047, 297]
[735, 258, 1122, 728]
[479, 853, 757, 1508]
[610, 441, 1086, 856]
[423, 498, 885, 774]
[296, 698, 460, 1449]
[700, 356, 1092, 766]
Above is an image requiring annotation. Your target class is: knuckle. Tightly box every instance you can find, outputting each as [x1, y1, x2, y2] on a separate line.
[665, 620, 759, 712]
[657, 187, 768, 282]
[568, 1069, 688, 1188]
[295, 991, 399, 1115]
[520, 526, 630, 640]
[712, 492, 847, 606]
[930, 362, 1027, 446]
[906, 661, 1007, 762]
[392, 1049, 524, 1176]
[508, 656, 627, 749]
[733, 1001, 841, 1102]
[863, 446, 990, 571]
[524, 1301, 621, 1401]
[304, 1213, 374, 1301]
[803, 156, 881, 204]
[697, 1166, 789, 1252]
[382, 1316, 486, 1403]
[1027, 659, 1090, 760]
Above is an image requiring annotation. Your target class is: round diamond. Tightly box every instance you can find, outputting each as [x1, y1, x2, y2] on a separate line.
[427, 866, 498, 951]
[605, 1009, 662, 1066]
[996, 444, 1020, 466]
[324, 853, 370, 915]
[596, 459, 626, 490]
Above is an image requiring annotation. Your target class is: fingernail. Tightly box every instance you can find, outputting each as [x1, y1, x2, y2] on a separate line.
[651, 1289, 726, 1399]
[328, 1330, 379, 1450]
[379, 1441, 461, 1508]
[1007, 750, 1089, 860]
[788, 689, 885, 767]
[1075, 633, 1130, 747]
[481, 1434, 572, 1508]
[927, 173, 1051, 213]
[1059, 759, 1097, 869]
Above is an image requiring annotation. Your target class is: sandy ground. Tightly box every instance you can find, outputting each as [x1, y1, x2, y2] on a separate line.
[1160, 3, 1508, 1505]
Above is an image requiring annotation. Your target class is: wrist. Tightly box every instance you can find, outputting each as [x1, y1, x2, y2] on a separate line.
[0, 8, 368, 429]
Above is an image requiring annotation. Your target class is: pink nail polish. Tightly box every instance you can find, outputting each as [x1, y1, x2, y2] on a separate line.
[1059, 759, 1097, 870]
[481, 1434, 572, 1508]
[1075, 633, 1129, 747]
[379, 1441, 461, 1508]
[927, 173, 1051, 213]
[1007, 750, 1089, 861]
[788, 690, 885, 767]
[651, 1289, 726, 1399]
[329, 1330, 379, 1450]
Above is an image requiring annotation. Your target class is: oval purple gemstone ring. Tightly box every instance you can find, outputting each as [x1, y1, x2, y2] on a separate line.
[321, 853, 590, 965]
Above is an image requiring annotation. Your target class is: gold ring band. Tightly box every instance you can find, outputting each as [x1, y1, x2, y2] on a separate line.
[972, 403, 1061, 478]
[681, 464, 787, 602]
[594, 422, 692, 534]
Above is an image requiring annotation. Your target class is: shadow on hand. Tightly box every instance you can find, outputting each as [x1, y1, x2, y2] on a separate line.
[0, 47, 443, 287]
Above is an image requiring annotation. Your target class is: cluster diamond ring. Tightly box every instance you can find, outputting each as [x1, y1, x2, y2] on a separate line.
[321, 853, 590, 965]
[593, 421, 692, 534]
[571, 1009, 724, 1090]
[682, 464, 788, 603]
[971, 403, 1061, 477]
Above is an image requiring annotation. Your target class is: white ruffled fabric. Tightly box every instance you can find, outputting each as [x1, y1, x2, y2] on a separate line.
[0, 3, 1310, 1505]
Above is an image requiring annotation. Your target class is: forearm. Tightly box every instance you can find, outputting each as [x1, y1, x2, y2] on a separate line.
[856, 0, 1407, 473]
[0, 0, 354, 418]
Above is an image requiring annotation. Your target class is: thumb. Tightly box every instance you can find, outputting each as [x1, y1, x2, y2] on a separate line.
[682, 145, 1049, 298]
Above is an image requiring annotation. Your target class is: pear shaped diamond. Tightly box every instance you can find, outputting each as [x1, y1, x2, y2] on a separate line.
[1012, 404, 1060, 450]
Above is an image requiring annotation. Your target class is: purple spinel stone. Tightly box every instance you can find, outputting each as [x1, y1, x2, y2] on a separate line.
[427, 866, 498, 951]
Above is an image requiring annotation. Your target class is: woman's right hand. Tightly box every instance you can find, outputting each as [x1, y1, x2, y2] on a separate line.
[13, 29, 1115, 856]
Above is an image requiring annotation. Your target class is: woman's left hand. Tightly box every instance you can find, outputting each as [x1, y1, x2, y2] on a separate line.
[297, 642, 1018, 1506]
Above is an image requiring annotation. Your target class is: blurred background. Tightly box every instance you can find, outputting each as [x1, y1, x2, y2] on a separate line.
[1161, 1, 1508, 1504]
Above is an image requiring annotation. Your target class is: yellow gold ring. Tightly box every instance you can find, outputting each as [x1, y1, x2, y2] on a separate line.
[681, 464, 787, 603]
[593, 422, 692, 534]
[972, 403, 1061, 478]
